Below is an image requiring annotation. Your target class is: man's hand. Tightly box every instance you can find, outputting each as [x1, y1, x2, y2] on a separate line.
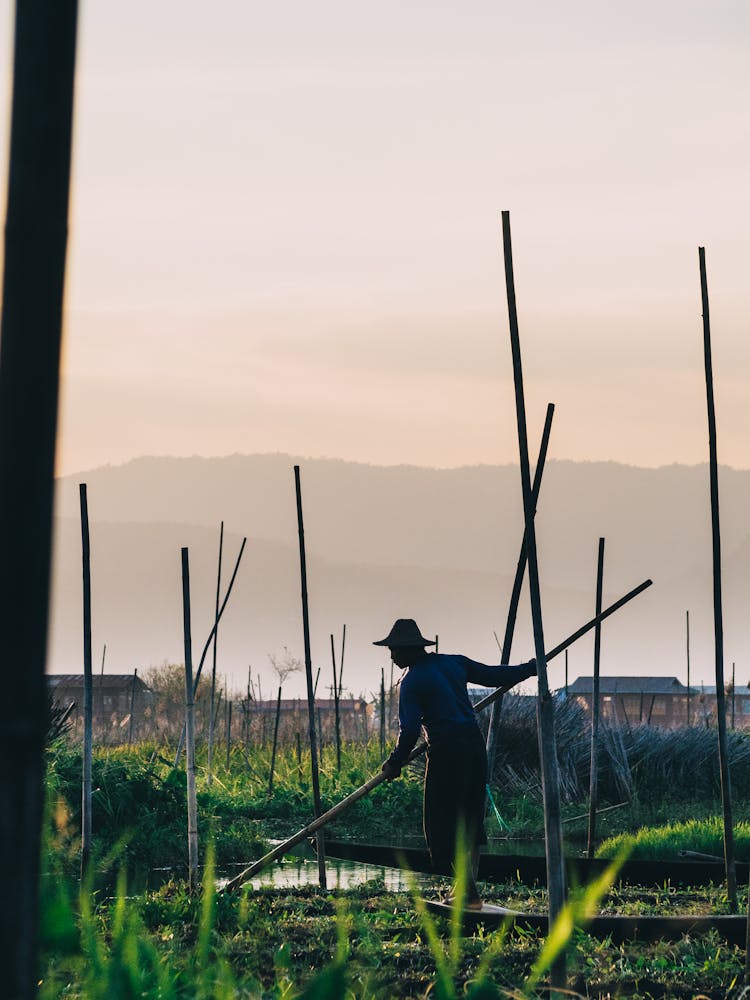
[381, 760, 402, 781]
[524, 657, 537, 678]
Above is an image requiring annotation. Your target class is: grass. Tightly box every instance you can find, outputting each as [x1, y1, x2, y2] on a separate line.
[597, 817, 750, 862]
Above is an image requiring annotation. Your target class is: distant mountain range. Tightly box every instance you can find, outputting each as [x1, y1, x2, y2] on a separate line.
[49, 454, 750, 698]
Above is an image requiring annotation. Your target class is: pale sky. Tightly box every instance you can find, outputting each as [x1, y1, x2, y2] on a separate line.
[2, 1, 749, 474]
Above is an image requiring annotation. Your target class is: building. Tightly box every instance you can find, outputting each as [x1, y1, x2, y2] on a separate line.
[566, 675, 750, 729]
[47, 673, 151, 731]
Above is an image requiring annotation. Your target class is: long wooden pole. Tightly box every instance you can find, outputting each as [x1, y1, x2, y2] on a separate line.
[587, 537, 605, 860]
[181, 548, 199, 892]
[501, 210, 566, 992]
[268, 685, 282, 794]
[294, 465, 327, 888]
[331, 633, 341, 770]
[223, 580, 651, 894]
[0, 4, 78, 989]
[686, 610, 691, 725]
[339, 624, 347, 698]
[486, 402, 555, 776]
[207, 521, 224, 786]
[100, 643, 106, 676]
[699, 245, 737, 909]
[79, 484, 93, 877]
[380, 668, 386, 756]
[127, 668, 138, 747]
[732, 662, 736, 730]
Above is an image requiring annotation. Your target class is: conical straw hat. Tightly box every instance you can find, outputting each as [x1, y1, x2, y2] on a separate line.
[373, 619, 436, 648]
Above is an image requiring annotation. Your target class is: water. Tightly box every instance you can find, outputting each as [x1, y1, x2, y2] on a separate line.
[216, 857, 435, 893]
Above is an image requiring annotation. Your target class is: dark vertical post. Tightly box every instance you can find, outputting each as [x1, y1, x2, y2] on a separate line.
[486, 403, 555, 776]
[79, 484, 93, 876]
[268, 685, 282, 794]
[380, 668, 386, 756]
[501, 211, 566, 990]
[0, 2, 78, 989]
[100, 643, 106, 676]
[564, 651, 568, 697]
[338, 624, 347, 698]
[639, 691, 644, 723]
[294, 465, 327, 888]
[127, 668, 138, 747]
[587, 537, 605, 860]
[686, 610, 691, 725]
[699, 245, 737, 909]
[181, 548, 198, 892]
[732, 663, 736, 730]
[330, 633, 341, 770]
[207, 521, 224, 786]
[435, 634, 439, 653]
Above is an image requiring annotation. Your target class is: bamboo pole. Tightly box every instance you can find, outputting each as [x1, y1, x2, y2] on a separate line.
[225, 697, 232, 770]
[587, 537, 605, 860]
[223, 581, 651, 893]
[100, 643, 106, 676]
[207, 521, 224, 786]
[294, 465, 327, 888]
[486, 402, 555, 777]
[501, 210, 566, 992]
[379, 668, 386, 756]
[79, 484, 93, 877]
[564, 651, 568, 697]
[331, 633, 341, 770]
[699, 245, 737, 909]
[338, 624, 347, 698]
[127, 668, 138, 747]
[686, 610, 691, 725]
[181, 548, 198, 892]
[0, 3, 78, 989]
[732, 663, 736, 730]
[268, 685, 282, 794]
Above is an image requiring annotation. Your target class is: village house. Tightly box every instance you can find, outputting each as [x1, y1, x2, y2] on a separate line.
[566, 675, 750, 730]
[47, 673, 152, 732]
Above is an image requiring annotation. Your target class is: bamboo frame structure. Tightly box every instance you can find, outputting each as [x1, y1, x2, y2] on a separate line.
[501, 210, 566, 992]
[207, 521, 224, 785]
[223, 578, 651, 893]
[0, 5, 78, 988]
[486, 402, 555, 778]
[181, 548, 199, 892]
[294, 465, 327, 888]
[587, 537, 605, 860]
[699, 245, 737, 909]
[79, 484, 93, 877]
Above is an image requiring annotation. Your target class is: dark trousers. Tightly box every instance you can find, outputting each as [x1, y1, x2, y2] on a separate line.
[423, 725, 487, 876]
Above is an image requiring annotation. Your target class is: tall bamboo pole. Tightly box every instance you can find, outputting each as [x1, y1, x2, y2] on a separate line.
[587, 537, 605, 860]
[268, 685, 282, 794]
[0, 4, 78, 989]
[732, 662, 736, 730]
[127, 668, 138, 747]
[501, 210, 566, 992]
[686, 610, 691, 725]
[79, 484, 93, 876]
[100, 643, 107, 676]
[207, 521, 224, 786]
[294, 465, 327, 888]
[699, 245, 737, 909]
[486, 402, 555, 778]
[181, 548, 199, 892]
[338, 624, 347, 698]
[330, 633, 341, 770]
[564, 651, 568, 697]
[380, 668, 386, 756]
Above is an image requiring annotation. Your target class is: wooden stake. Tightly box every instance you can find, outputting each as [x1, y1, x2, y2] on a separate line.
[0, 2, 78, 990]
[732, 662, 736, 730]
[587, 537, 605, 860]
[501, 210, 566, 992]
[181, 548, 198, 892]
[486, 402, 555, 777]
[127, 668, 138, 747]
[699, 245, 737, 909]
[330, 633, 341, 770]
[338, 624, 347, 698]
[207, 521, 224, 786]
[79, 484, 93, 877]
[686, 610, 691, 725]
[564, 651, 569, 697]
[294, 465, 327, 888]
[268, 685, 282, 794]
[100, 643, 106, 676]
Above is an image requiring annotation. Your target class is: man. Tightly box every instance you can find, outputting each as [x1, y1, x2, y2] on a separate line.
[375, 618, 536, 909]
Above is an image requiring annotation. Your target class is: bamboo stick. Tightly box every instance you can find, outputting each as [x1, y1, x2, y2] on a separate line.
[699, 245, 737, 909]
[686, 610, 691, 725]
[79, 484, 93, 877]
[294, 465, 327, 888]
[0, 3, 78, 990]
[501, 210, 566, 992]
[100, 643, 106, 676]
[223, 580, 651, 893]
[207, 521, 224, 786]
[486, 402, 555, 778]
[587, 537, 605, 860]
[338, 624, 347, 698]
[181, 548, 199, 892]
[127, 668, 138, 747]
[564, 651, 569, 697]
[268, 685, 282, 794]
[732, 662, 736, 730]
[379, 668, 386, 756]
[225, 696, 232, 770]
[331, 633, 341, 770]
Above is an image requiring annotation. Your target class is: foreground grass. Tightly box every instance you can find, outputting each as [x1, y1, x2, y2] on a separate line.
[40, 874, 747, 1000]
[598, 818, 750, 862]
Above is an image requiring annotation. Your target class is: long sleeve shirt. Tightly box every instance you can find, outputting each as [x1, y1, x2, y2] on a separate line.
[385, 652, 535, 769]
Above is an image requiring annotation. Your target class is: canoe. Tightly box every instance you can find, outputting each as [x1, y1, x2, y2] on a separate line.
[423, 900, 748, 945]
[324, 839, 749, 888]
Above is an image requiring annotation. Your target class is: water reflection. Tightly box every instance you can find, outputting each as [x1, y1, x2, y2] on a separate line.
[216, 858, 435, 893]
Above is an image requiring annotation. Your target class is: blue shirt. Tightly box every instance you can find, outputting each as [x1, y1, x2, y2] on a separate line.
[386, 653, 535, 768]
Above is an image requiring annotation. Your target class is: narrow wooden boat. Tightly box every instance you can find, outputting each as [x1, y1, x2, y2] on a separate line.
[423, 900, 747, 945]
[324, 839, 749, 888]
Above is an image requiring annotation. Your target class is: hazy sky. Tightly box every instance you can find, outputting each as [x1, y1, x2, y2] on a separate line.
[2, 1, 749, 473]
